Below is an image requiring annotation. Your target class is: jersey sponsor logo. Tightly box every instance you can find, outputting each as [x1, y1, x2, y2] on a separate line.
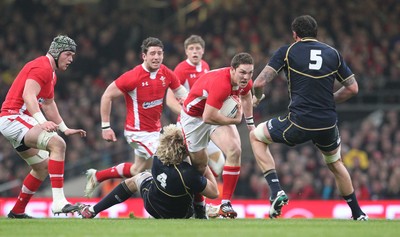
[142, 81, 149, 87]
[142, 99, 163, 109]
[189, 73, 196, 78]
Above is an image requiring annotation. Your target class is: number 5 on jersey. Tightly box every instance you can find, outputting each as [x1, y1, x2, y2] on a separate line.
[309, 49, 322, 70]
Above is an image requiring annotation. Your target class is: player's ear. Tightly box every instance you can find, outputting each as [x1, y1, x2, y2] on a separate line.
[292, 31, 297, 41]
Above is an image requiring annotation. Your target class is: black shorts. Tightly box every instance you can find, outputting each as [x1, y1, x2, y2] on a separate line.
[139, 177, 162, 218]
[266, 116, 340, 152]
[139, 177, 194, 219]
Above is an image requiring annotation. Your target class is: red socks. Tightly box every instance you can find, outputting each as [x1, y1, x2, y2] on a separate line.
[48, 159, 64, 188]
[11, 173, 42, 214]
[96, 162, 133, 182]
[222, 166, 240, 200]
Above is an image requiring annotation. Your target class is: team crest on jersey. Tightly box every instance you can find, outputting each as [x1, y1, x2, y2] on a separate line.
[159, 76, 166, 87]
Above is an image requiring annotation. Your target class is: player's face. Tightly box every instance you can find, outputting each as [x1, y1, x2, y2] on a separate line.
[58, 51, 75, 71]
[231, 64, 254, 88]
[143, 46, 164, 72]
[185, 43, 204, 65]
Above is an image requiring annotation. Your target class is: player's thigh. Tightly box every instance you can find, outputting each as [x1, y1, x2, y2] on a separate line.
[313, 126, 340, 153]
[206, 140, 222, 154]
[211, 124, 241, 153]
[268, 116, 310, 146]
[132, 155, 153, 174]
[180, 114, 212, 152]
[0, 114, 37, 149]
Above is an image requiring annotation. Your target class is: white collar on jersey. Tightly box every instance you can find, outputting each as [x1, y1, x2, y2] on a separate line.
[186, 59, 202, 72]
[141, 63, 159, 79]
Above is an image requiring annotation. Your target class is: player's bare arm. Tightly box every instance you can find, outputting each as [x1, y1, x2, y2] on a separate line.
[252, 66, 277, 106]
[41, 98, 62, 124]
[202, 103, 242, 125]
[334, 75, 359, 103]
[200, 166, 219, 199]
[23, 79, 58, 132]
[166, 85, 188, 115]
[41, 99, 86, 137]
[240, 91, 255, 131]
[100, 82, 123, 142]
[165, 88, 181, 115]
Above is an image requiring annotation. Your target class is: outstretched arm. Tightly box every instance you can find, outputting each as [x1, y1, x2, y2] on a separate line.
[252, 65, 277, 107]
[42, 98, 86, 137]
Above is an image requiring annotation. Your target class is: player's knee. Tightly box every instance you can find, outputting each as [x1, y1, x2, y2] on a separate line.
[208, 152, 225, 176]
[253, 122, 272, 144]
[323, 147, 341, 164]
[38, 131, 65, 152]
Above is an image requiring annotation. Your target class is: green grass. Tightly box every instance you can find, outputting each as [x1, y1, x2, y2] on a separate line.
[0, 218, 399, 237]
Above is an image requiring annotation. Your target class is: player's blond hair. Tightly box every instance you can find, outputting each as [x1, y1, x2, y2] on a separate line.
[156, 124, 188, 165]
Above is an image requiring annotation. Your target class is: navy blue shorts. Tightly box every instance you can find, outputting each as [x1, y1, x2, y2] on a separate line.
[266, 116, 340, 152]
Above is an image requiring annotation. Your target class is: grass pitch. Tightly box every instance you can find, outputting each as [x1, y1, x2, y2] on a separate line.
[0, 218, 398, 237]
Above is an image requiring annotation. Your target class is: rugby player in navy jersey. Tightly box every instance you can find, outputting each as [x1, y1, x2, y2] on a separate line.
[79, 124, 219, 219]
[250, 15, 368, 220]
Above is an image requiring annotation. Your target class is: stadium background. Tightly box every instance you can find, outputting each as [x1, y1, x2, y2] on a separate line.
[0, 0, 399, 216]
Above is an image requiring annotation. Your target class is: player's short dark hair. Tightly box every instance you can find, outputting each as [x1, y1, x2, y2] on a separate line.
[141, 37, 164, 54]
[231, 52, 253, 69]
[184, 35, 205, 49]
[291, 15, 318, 38]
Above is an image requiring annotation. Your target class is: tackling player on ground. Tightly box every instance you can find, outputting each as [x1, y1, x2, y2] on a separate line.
[79, 124, 219, 219]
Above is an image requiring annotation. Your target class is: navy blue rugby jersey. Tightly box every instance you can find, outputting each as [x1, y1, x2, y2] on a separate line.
[268, 38, 353, 129]
[147, 156, 207, 218]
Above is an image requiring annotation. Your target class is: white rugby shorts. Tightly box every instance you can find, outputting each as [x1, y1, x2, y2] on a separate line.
[124, 130, 160, 159]
[179, 110, 218, 152]
[0, 114, 37, 148]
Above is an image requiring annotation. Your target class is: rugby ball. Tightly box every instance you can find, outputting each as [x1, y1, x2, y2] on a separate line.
[219, 96, 239, 118]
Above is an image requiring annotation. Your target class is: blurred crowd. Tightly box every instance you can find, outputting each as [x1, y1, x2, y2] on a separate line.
[0, 0, 399, 200]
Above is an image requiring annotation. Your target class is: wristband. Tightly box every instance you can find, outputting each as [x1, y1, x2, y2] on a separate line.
[101, 122, 111, 130]
[58, 121, 69, 132]
[245, 116, 254, 125]
[33, 112, 47, 124]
